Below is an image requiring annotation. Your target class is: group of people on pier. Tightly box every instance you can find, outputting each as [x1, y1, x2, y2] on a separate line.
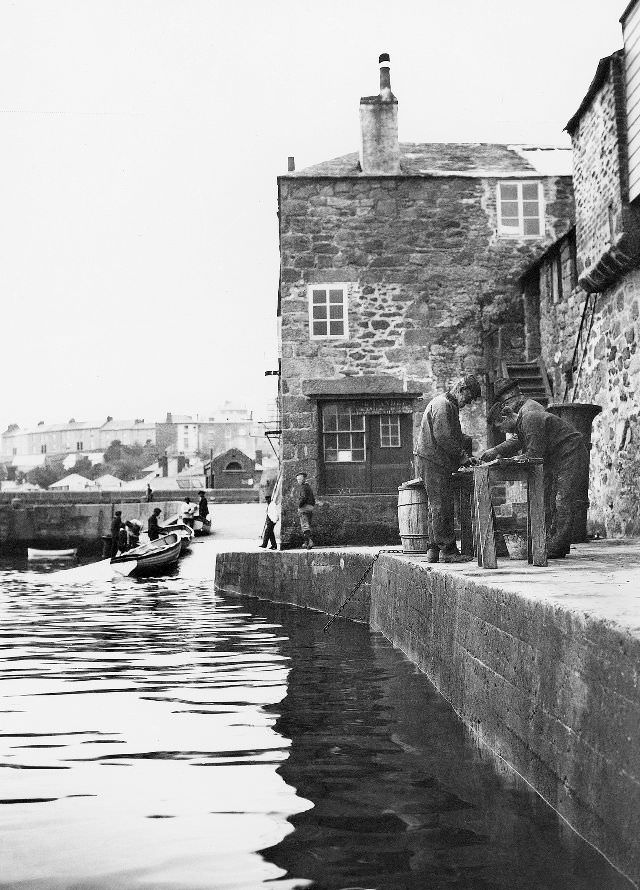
[109, 491, 210, 556]
[415, 374, 588, 563]
[263, 374, 588, 561]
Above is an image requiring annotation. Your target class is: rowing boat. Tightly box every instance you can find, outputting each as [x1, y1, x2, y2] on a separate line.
[111, 533, 182, 576]
[27, 548, 78, 561]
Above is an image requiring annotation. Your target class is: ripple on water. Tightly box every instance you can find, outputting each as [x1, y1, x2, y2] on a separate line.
[0, 562, 632, 890]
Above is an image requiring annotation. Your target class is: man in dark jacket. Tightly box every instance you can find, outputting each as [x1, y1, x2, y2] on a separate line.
[483, 397, 589, 558]
[148, 508, 164, 541]
[295, 471, 316, 549]
[197, 491, 209, 522]
[415, 375, 482, 562]
[110, 511, 123, 559]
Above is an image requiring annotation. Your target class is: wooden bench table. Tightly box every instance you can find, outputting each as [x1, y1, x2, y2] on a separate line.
[456, 458, 547, 569]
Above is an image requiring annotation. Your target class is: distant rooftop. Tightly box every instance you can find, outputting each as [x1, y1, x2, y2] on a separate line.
[284, 143, 572, 179]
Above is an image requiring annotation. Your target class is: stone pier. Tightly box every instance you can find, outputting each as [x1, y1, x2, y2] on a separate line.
[215, 541, 640, 887]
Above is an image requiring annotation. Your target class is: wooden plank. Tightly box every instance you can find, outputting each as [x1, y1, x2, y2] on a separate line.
[473, 467, 497, 569]
[528, 464, 547, 567]
[459, 480, 474, 556]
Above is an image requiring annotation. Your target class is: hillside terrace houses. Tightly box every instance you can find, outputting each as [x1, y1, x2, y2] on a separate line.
[276, 53, 574, 548]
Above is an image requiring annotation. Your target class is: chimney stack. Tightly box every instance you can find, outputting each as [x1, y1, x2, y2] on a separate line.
[287, 156, 295, 172]
[359, 53, 400, 175]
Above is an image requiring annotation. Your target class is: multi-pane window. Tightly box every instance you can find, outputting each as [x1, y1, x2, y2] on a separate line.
[323, 405, 365, 462]
[379, 415, 401, 447]
[309, 285, 348, 339]
[76, 441, 83, 451]
[40, 444, 47, 454]
[497, 181, 544, 238]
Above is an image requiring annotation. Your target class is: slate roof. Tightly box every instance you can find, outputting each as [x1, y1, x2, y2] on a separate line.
[286, 143, 572, 178]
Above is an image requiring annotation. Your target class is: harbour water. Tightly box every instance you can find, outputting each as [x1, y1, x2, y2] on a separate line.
[0, 546, 631, 889]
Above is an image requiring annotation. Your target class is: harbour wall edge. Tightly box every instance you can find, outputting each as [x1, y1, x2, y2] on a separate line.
[214, 548, 640, 888]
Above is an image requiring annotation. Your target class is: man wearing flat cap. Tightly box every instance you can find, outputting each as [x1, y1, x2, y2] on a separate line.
[415, 375, 482, 563]
[481, 377, 588, 558]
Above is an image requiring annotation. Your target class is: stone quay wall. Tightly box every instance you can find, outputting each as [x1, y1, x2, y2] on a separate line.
[278, 170, 574, 546]
[215, 548, 640, 886]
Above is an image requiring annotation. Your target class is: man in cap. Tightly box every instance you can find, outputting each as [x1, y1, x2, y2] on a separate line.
[148, 507, 164, 541]
[481, 382, 589, 558]
[294, 471, 316, 549]
[415, 375, 482, 563]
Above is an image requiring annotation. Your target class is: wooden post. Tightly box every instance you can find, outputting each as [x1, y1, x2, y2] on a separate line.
[460, 479, 474, 556]
[473, 467, 497, 568]
[528, 463, 547, 566]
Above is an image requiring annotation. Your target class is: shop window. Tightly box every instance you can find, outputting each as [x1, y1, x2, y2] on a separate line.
[379, 415, 401, 447]
[497, 181, 544, 238]
[320, 402, 413, 494]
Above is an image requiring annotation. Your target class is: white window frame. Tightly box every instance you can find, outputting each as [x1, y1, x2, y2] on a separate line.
[308, 284, 349, 340]
[496, 181, 544, 239]
[322, 405, 366, 463]
[379, 415, 401, 448]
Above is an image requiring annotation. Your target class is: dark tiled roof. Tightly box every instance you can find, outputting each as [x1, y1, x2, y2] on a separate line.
[565, 53, 620, 135]
[288, 143, 571, 178]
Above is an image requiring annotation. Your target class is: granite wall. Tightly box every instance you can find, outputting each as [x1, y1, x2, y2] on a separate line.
[278, 169, 574, 546]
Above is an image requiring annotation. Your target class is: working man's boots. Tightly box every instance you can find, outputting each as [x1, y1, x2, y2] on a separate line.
[440, 545, 472, 563]
[426, 547, 439, 563]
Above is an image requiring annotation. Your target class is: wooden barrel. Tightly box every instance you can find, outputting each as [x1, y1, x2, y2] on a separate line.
[397, 479, 430, 552]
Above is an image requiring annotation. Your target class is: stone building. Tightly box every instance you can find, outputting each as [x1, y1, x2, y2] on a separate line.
[208, 448, 255, 490]
[277, 54, 574, 547]
[520, 34, 640, 537]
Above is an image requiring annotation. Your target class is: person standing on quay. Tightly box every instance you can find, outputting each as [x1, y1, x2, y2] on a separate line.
[295, 471, 315, 549]
[415, 375, 482, 563]
[197, 490, 209, 522]
[110, 510, 123, 559]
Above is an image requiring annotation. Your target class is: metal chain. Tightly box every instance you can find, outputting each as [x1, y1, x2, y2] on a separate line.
[322, 548, 399, 632]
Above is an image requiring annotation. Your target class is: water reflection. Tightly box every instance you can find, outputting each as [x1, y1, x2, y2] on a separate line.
[260, 605, 630, 890]
[0, 557, 631, 890]
[0, 570, 309, 890]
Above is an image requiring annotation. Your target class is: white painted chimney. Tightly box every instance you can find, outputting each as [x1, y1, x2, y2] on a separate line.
[359, 53, 400, 175]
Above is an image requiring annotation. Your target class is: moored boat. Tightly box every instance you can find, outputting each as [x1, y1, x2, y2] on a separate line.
[111, 533, 182, 576]
[28, 547, 78, 561]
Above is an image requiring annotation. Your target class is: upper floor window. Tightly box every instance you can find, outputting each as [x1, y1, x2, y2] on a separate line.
[308, 285, 348, 340]
[497, 181, 544, 238]
[40, 444, 47, 454]
[76, 441, 83, 451]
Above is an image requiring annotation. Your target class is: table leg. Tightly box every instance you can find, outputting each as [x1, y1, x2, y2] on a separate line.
[460, 482, 474, 556]
[528, 464, 547, 567]
[474, 467, 497, 569]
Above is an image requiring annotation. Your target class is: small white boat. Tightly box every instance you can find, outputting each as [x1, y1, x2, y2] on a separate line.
[27, 547, 78, 561]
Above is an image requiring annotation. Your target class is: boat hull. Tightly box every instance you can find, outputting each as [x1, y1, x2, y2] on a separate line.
[111, 533, 182, 576]
[28, 548, 78, 561]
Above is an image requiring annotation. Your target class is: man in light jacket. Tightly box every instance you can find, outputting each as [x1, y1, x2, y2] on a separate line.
[415, 375, 481, 563]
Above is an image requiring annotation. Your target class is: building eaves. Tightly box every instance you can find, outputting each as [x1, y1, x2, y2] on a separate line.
[621, 0, 639, 24]
[565, 53, 620, 135]
[519, 225, 576, 282]
[282, 143, 572, 179]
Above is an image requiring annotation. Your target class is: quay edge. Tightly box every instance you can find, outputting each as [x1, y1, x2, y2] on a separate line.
[214, 545, 640, 888]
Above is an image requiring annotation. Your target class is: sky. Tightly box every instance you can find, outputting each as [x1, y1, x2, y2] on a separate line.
[0, 0, 624, 433]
